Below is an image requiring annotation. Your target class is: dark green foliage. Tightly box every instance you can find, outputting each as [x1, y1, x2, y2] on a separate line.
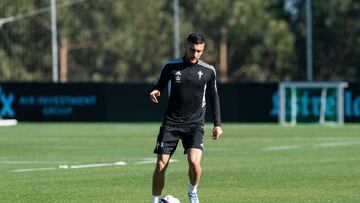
[0, 0, 359, 82]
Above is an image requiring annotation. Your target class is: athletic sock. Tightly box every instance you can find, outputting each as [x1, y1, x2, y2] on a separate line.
[152, 195, 161, 203]
[188, 184, 198, 194]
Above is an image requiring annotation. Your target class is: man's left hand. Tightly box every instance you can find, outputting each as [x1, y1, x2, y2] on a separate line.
[213, 126, 223, 140]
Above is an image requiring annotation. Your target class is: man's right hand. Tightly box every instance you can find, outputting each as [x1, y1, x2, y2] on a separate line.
[149, 90, 161, 103]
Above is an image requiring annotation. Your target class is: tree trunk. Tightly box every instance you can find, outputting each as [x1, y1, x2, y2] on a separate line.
[60, 38, 68, 83]
[219, 27, 228, 83]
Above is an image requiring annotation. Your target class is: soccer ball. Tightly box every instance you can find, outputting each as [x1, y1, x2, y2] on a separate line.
[161, 195, 180, 203]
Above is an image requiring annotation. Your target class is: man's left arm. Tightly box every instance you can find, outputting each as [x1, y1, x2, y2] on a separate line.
[207, 71, 222, 139]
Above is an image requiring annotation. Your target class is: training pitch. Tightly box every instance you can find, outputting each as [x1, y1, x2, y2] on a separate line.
[1, 123, 360, 202]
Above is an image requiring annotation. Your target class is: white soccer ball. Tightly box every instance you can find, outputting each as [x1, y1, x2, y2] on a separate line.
[161, 195, 180, 203]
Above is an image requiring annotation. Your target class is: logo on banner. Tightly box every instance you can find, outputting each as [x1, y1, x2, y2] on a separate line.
[270, 90, 360, 118]
[0, 86, 15, 118]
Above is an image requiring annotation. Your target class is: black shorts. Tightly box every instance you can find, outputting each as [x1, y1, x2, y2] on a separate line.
[153, 125, 204, 155]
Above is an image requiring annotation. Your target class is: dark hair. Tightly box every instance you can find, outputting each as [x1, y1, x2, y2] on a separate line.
[186, 33, 205, 44]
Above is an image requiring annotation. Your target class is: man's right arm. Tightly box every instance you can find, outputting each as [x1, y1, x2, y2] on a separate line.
[149, 65, 170, 103]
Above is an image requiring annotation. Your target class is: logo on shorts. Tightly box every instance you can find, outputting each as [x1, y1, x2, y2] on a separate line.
[156, 142, 164, 151]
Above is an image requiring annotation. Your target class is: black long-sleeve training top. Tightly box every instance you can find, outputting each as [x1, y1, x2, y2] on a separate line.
[152, 57, 221, 128]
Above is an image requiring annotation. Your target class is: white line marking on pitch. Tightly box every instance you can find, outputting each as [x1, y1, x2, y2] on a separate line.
[261, 145, 301, 151]
[10, 158, 181, 172]
[134, 158, 178, 165]
[12, 167, 57, 173]
[59, 161, 127, 169]
[12, 161, 127, 173]
[0, 161, 67, 164]
[314, 141, 360, 148]
[262, 140, 360, 152]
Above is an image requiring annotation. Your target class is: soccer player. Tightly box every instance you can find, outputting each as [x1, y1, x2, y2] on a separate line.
[150, 33, 223, 203]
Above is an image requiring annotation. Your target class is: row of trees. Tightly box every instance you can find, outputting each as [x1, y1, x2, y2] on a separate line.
[0, 0, 359, 82]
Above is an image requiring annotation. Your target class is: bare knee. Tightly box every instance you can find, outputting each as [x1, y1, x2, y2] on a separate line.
[188, 159, 201, 171]
[187, 148, 202, 171]
[154, 159, 169, 174]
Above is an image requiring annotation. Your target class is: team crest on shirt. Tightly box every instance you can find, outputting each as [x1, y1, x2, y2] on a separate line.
[197, 71, 203, 80]
[175, 71, 182, 83]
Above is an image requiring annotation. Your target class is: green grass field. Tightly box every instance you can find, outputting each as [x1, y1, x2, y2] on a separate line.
[1, 123, 360, 203]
